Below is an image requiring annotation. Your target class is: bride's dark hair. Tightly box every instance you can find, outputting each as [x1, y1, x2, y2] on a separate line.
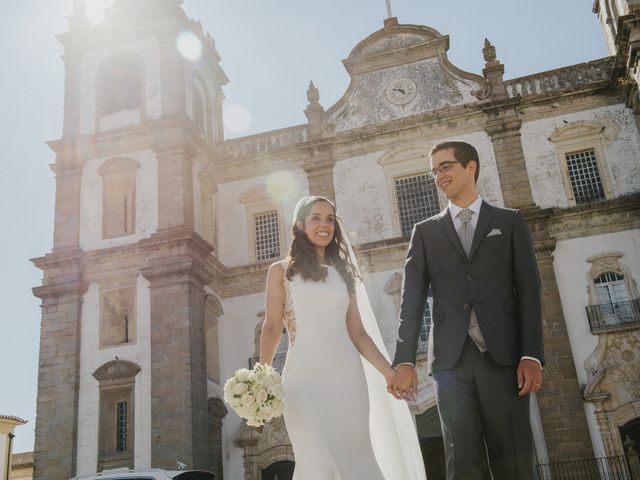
[285, 196, 360, 292]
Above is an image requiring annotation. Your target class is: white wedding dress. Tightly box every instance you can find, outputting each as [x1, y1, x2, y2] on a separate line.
[280, 263, 427, 480]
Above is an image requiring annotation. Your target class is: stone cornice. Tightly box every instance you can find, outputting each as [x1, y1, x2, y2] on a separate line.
[48, 115, 215, 168]
[548, 194, 640, 241]
[222, 262, 271, 298]
[32, 279, 87, 301]
[140, 226, 214, 287]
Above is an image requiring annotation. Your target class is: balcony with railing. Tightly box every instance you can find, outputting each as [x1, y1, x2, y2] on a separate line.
[533, 456, 632, 480]
[586, 299, 640, 333]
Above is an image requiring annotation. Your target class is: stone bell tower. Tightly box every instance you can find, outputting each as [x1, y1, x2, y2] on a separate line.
[32, 0, 228, 478]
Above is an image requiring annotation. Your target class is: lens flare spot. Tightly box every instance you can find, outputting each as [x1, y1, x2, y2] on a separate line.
[266, 171, 300, 203]
[84, 0, 113, 24]
[224, 103, 252, 135]
[177, 31, 203, 62]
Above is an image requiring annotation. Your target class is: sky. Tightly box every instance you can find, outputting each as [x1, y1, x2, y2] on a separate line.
[0, 0, 607, 454]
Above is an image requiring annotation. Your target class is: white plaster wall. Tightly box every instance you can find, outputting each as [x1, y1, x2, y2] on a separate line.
[335, 130, 502, 244]
[218, 293, 266, 480]
[553, 229, 640, 457]
[79, 149, 158, 251]
[521, 104, 640, 209]
[216, 171, 308, 267]
[79, 38, 162, 135]
[76, 276, 152, 474]
[334, 150, 395, 244]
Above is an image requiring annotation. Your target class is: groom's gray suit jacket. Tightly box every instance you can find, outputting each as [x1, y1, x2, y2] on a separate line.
[393, 201, 544, 372]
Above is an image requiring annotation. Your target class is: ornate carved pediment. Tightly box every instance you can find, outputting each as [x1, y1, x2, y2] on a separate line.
[583, 330, 640, 409]
[548, 120, 618, 144]
[93, 359, 141, 383]
[324, 23, 487, 134]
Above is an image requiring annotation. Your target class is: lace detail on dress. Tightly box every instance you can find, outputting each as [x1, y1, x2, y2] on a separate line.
[283, 279, 297, 347]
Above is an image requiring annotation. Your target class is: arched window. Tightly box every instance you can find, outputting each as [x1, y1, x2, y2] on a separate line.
[587, 254, 640, 332]
[97, 53, 144, 118]
[595, 272, 630, 306]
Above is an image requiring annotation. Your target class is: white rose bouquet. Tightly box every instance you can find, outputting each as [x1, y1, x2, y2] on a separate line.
[223, 363, 284, 427]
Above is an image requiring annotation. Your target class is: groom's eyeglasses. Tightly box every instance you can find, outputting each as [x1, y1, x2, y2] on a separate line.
[429, 160, 461, 178]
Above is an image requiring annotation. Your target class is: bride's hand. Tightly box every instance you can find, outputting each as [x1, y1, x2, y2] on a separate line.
[384, 367, 396, 388]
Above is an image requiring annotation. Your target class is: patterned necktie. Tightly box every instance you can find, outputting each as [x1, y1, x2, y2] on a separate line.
[457, 208, 474, 257]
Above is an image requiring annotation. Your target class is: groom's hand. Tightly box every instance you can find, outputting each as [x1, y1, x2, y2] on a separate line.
[388, 364, 417, 401]
[517, 358, 543, 396]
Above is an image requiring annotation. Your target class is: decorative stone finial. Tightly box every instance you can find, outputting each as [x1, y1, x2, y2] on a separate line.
[480, 38, 506, 100]
[307, 81, 320, 105]
[304, 81, 324, 139]
[483, 38, 497, 63]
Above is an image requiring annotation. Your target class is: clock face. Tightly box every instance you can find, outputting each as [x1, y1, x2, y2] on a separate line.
[385, 78, 417, 106]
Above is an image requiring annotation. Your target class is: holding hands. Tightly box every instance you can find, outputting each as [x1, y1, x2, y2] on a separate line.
[387, 364, 417, 401]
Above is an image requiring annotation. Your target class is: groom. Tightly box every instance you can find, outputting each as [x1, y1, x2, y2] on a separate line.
[390, 141, 543, 480]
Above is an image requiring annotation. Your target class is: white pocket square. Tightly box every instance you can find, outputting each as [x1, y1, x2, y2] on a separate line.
[487, 228, 502, 237]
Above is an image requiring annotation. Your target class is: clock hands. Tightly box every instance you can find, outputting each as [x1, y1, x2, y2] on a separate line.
[392, 87, 406, 95]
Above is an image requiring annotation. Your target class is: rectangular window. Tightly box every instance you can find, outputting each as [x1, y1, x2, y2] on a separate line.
[565, 149, 605, 204]
[116, 401, 128, 453]
[395, 174, 440, 237]
[254, 211, 281, 262]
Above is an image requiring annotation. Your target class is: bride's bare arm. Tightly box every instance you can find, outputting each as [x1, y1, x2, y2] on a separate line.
[346, 292, 395, 383]
[260, 263, 285, 365]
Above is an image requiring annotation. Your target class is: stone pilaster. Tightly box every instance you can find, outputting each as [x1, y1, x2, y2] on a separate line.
[525, 208, 594, 460]
[47, 141, 85, 250]
[153, 140, 196, 230]
[485, 108, 535, 209]
[159, 34, 187, 116]
[31, 249, 86, 480]
[301, 144, 335, 201]
[140, 227, 213, 470]
[208, 398, 228, 479]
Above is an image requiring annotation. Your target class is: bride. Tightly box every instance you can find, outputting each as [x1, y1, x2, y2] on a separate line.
[260, 195, 427, 480]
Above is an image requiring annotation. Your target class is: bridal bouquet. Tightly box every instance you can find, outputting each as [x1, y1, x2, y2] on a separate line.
[223, 363, 285, 427]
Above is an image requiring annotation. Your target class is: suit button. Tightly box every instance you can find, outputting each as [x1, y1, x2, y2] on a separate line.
[467, 275, 474, 281]
[464, 304, 471, 311]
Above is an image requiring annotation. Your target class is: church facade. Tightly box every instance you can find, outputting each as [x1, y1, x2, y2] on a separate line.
[32, 0, 640, 479]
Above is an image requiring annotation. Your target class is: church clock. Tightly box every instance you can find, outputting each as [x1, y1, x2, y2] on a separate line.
[385, 77, 417, 105]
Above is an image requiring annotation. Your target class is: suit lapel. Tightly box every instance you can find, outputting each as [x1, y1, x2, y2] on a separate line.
[437, 209, 467, 262]
[468, 201, 496, 263]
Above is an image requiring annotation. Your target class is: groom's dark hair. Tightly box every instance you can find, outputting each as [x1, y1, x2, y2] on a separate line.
[429, 141, 480, 183]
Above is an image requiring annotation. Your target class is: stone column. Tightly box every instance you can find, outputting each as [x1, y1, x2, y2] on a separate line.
[141, 228, 213, 470]
[31, 250, 86, 480]
[526, 209, 594, 460]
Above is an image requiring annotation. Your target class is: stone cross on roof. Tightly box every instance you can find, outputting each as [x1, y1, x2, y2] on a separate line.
[386, 0, 393, 18]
